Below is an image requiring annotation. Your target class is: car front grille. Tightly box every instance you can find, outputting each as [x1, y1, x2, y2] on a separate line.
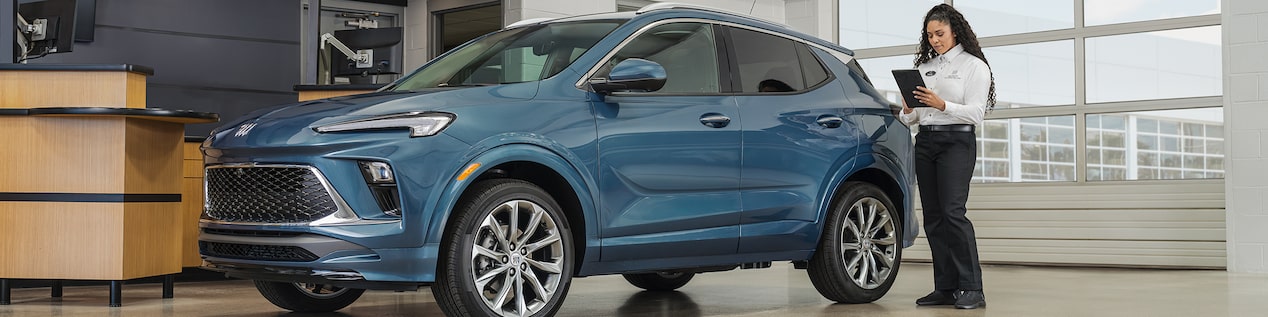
[198, 241, 320, 262]
[204, 165, 341, 223]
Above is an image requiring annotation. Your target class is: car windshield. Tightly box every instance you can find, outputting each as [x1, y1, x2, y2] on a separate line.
[389, 20, 625, 91]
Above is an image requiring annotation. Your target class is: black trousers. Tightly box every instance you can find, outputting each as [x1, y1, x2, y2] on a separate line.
[915, 129, 983, 291]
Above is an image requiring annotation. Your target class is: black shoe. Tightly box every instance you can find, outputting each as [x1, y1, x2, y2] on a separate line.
[954, 290, 986, 309]
[915, 290, 957, 306]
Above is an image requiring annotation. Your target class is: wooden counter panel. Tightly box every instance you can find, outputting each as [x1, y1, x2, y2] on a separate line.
[122, 202, 184, 279]
[183, 160, 205, 179]
[181, 178, 205, 267]
[0, 71, 147, 108]
[0, 117, 184, 194]
[0, 202, 124, 279]
[0, 117, 125, 192]
[0, 202, 183, 279]
[183, 142, 203, 161]
[298, 90, 375, 102]
[126, 72, 147, 108]
[124, 119, 184, 193]
[183, 141, 204, 178]
[182, 142, 206, 266]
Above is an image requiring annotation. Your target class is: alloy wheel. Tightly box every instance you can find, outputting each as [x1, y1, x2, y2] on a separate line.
[470, 199, 566, 317]
[839, 197, 898, 289]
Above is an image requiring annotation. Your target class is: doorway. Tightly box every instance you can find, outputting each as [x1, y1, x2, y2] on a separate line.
[433, 2, 502, 58]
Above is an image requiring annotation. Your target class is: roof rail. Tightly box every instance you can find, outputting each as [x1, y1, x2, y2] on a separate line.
[505, 17, 555, 29]
[636, 2, 723, 14]
[635, 2, 789, 28]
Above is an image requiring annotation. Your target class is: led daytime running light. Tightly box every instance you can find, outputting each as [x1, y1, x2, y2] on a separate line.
[315, 112, 454, 137]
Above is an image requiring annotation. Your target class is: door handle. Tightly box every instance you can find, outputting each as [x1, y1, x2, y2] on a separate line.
[700, 113, 731, 128]
[816, 115, 843, 128]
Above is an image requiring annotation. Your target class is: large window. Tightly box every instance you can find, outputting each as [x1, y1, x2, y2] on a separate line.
[1086, 26, 1222, 103]
[985, 40, 1075, 107]
[838, 0, 942, 50]
[1087, 108, 1224, 181]
[1084, 0, 1221, 26]
[954, 0, 1073, 37]
[973, 116, 1077, 183]
[841, 0, 1222, 183]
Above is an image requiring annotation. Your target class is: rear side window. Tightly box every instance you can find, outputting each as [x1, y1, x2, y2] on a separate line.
[728, 27, 806, 93]
[727, 27, 833, 94]
[796, 44, 830, 88]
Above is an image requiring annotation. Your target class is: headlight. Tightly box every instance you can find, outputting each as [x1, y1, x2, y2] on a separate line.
[314, 112, 455, 137]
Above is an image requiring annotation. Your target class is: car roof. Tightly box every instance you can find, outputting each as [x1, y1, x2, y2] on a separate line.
[506, 5, 854, 57]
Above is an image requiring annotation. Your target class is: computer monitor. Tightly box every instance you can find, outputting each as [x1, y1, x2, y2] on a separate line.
[15, 0, 92, 62]
[330, 27, 402, 78]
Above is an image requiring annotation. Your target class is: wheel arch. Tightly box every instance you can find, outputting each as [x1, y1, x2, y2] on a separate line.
[822, 152, 916, 249]
[425, 143, 598, 275]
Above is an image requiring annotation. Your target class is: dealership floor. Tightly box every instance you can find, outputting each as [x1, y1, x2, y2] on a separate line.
[2, 262, 1266, 317]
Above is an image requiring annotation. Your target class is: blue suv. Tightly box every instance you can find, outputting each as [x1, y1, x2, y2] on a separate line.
[199, 4, 915, 316]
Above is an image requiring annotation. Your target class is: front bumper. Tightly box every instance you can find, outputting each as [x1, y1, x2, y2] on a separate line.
[198, 129, 473, 288]
[199, 228, 441, 289]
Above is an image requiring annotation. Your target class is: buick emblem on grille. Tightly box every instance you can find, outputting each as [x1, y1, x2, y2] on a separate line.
[234, 122, 258, 137]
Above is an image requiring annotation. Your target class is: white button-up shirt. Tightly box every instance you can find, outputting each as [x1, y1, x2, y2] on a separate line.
[898, 44, 991, 127]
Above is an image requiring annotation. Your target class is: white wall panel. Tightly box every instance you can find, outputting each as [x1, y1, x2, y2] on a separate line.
[905, 180, 1226, 268]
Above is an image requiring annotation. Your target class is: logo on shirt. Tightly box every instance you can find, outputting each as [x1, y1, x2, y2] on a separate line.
[925, 71, 936, 76]
[945, 70, 962, 80]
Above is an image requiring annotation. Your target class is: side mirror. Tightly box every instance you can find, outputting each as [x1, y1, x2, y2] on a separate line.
[589, 58, 667, 94]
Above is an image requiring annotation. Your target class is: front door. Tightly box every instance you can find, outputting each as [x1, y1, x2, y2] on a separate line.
[591, 22, 742, 261]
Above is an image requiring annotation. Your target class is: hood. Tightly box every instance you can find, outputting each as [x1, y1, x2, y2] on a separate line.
[209, 83, 538, 148]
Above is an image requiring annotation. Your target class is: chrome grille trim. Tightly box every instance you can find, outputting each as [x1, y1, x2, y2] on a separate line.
[202, 163, 360, 226]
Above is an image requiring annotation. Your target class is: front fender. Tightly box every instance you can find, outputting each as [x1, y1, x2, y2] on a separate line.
[422, 141, 600, 264]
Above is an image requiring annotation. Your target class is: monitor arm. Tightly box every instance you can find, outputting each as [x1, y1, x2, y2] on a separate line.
[14, 13, 46, 62]
[320, 33, 372, 68]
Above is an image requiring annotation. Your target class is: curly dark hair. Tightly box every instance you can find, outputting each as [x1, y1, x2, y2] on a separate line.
[915, 4, 996, 109]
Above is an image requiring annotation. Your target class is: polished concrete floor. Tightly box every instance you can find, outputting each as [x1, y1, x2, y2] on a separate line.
[2, 262, 1267, 317]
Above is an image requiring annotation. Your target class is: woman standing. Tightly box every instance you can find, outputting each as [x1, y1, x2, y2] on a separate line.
[898, 3, 994, 310]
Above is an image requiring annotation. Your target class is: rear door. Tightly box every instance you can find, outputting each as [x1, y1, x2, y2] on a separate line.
[725, 26, 862, 254]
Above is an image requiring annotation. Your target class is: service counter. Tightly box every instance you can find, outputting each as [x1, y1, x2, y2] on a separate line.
[0, 64, 217, 307]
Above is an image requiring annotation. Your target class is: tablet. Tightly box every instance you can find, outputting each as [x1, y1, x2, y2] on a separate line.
[892, 69, 931, 108]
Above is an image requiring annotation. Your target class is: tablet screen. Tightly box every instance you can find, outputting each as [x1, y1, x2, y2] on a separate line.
[891, 69, 930, 108]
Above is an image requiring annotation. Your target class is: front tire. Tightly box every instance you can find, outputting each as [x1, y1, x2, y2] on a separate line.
[807, 181, 902, 303]
[253, 281, 364, 313]
[435, 179, 575, 317]
[622, 272, 695, 291]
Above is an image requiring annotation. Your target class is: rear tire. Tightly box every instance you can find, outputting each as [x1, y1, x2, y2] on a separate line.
[434, 179, 575, 317]
[253, 280, 364, 313]
[807, 181, 902, 303]
[622, 272, 695, 291]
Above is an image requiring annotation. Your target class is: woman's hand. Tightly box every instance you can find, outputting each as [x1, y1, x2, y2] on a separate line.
[914, 86, 947, 111]
[901, 98, 914, 114]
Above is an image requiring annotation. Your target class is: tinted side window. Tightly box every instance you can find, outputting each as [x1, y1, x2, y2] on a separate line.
[796, 43, 830, 88]
[602, 22, 720, 94]
[729, 27, 804, 93]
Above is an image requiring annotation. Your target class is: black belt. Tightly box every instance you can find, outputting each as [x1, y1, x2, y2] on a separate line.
[919, 124, 975, 132]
